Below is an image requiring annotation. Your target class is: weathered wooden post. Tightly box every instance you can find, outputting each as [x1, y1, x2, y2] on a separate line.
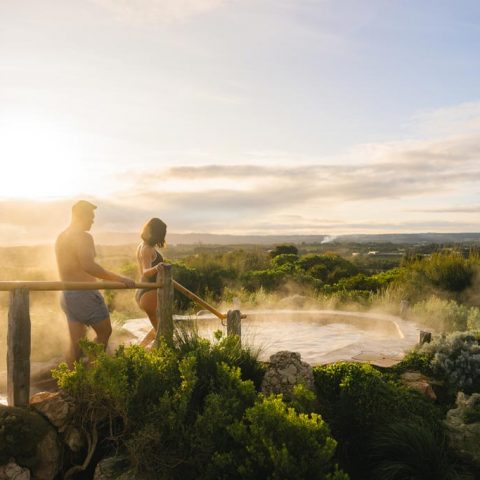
[155, 264, 174, 347]
[227, 309, 242, 346]
[7, 288, 31, 407]
[419, 330, 432, 345]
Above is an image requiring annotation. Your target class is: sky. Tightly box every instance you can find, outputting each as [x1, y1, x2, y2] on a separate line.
[1, 0, 479, 244]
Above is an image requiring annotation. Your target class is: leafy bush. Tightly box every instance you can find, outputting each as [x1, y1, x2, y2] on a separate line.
[419, 331, 480, 394]
[467, 307, 480, 330]
[270, 244, 299, 258]
[313, 362, 441, 477]
[296, 254, 359, 284]
[422, 252, 474, 293]
[271, 253, 299, 274]
[53, 335, 345, 480]
[208, 395, 348, 480]
[329, 273, 383, 292]
[396, 252, 477, 302]
[389, 348, 434, 376]
[241, 269, 285, 292]
[409, 297, 477, 332]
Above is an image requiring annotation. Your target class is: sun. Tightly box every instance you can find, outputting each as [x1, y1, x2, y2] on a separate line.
[0, 113, 85, 199]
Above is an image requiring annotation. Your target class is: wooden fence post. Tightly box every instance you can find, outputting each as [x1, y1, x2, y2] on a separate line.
[7, 288, 31, 407]
[227, 310, 242, 346]
[155, 264, 174, 347]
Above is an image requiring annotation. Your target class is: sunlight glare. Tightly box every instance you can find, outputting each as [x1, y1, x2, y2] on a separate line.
[0, 115, 85, 199]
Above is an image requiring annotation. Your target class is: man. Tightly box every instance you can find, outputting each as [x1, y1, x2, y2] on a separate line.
[55, 200, 135, 366]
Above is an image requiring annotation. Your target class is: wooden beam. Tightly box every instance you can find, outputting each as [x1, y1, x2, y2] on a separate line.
[173, 280, 226, 320]
[0, 281, 163, 291]
[7, 288, 31, 407]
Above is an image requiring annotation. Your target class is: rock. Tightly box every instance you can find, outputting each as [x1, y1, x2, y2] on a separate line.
[30, 391, 73, 432]
[0, 461, 31, 480]
[400, 371, 437, 401]
[64, 425, 86, 453]
[35, 429, 61, 480]
[261, 351, 314, 397]
[0, 406, 61, 480]
[445, 392, 480, 467]
[93, 455, 137, 480]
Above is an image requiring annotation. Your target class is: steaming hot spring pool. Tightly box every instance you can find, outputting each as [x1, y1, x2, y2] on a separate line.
[0, 309, 424, 406]
[121, 309, 425, 366]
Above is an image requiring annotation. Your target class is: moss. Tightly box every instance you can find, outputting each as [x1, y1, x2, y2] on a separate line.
[0, 405, 51, 468]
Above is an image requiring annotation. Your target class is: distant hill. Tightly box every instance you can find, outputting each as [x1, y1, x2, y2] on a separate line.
[336, 233, 480, 244]
[93, 231, 480, 246]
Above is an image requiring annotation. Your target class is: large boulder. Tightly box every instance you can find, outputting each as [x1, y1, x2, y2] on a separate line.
[30, 391, 86, 454]
[30, 391, 73, 431]
[400, 371, 437, 401]
[0, 406, 61, 480]
[261, 351, 314, 397]
[445, 392, 480, 467]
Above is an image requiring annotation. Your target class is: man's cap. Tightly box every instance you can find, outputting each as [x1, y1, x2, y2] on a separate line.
[72, 200, 97, 214]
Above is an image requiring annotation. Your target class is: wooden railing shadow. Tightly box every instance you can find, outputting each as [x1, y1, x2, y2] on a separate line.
[1, 263, 243, 407]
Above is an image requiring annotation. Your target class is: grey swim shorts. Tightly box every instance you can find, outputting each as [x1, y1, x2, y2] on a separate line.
[60, 290, 109, 326]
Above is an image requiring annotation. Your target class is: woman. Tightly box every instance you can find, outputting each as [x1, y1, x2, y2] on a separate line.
[135, 218, 167, 330]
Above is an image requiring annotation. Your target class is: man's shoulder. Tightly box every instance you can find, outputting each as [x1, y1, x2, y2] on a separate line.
[57, 228, 93, 246]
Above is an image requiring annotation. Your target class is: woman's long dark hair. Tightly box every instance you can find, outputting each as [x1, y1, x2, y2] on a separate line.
[141, 218, 167, 247]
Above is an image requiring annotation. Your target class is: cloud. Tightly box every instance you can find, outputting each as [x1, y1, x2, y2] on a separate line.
[411, 205, 480, 214]
[90, 0, 226, 24]
[1, 102, 480, 243]
[118, 128, 480, 204]
[408, 101, 480, 138]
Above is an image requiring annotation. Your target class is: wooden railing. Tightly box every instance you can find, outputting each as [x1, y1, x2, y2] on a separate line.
[1, 263, 243, 407]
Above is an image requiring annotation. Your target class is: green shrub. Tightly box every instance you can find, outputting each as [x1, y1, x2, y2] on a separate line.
[53, 335, 346, 480]
[396, 252, 476, 302]
[330, 273, 382, 292]
[389, 348, 434, 376]
[173, 328, 266, 393]
[241, 269, 285, 292]
[369, 421, 462, 480]
[271, 253, 299, 267]
[296, 254, 359, 284]
[208, 395, 348, 480]
[410, 297, 474, 332]
[171, 262, 201, 311]
[467, 307, 480, 330]
[422, 252, 474, 293]
[313, 362, 441, 477]
[270, 244, 298, 258]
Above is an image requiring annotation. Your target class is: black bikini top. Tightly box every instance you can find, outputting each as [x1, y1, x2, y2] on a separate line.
[145, 250, 163, 282]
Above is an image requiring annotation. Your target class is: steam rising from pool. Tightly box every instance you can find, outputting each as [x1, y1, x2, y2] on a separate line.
[0, 309, 425, 406]
[122, 309, 424, 366]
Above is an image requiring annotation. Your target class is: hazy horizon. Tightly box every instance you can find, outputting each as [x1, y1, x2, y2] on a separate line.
[1, 1, 479, 241]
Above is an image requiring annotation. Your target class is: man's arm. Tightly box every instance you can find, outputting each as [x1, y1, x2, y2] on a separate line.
[76, 233, 135, 287]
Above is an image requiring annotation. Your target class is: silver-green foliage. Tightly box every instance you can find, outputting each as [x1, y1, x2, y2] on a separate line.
[420, 332, 480, 394]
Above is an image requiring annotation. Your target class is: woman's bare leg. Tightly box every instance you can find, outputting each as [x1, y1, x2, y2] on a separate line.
[139, 290, 158, 330]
